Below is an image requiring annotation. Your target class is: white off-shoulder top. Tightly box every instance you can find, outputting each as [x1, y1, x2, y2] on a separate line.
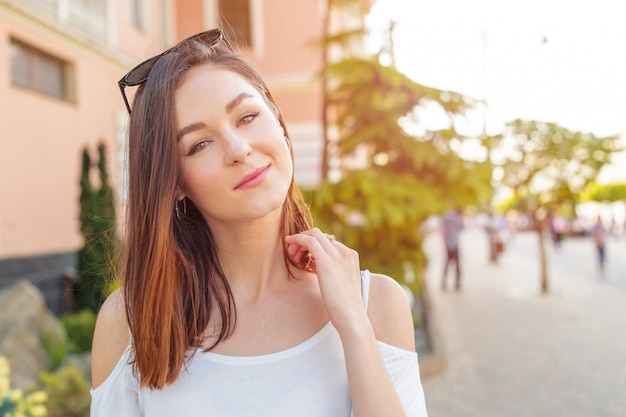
[90, 271, 428, 416]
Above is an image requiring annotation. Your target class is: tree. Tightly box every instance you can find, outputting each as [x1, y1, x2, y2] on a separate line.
[310, 21, 493, 295]
[74, 141, 118, 312]
[580, 181, 626, 203]
[491, 119, 623, 293]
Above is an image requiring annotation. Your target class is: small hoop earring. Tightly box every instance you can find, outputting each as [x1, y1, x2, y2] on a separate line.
[175, 198, 187, 220]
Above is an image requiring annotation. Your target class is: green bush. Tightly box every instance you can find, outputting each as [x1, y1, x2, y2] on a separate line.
[61, 310, 97, 354]
[39, 366, 90, 417]
[42, 332, 68, 371]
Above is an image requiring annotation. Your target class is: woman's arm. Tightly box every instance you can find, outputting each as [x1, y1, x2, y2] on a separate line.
[285, 229, 421, 417]
[91, 288, 130, 388]
[340, 273, 417, 417]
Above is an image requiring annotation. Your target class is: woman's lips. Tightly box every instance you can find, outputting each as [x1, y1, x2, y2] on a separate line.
[234, 165, 270, 190]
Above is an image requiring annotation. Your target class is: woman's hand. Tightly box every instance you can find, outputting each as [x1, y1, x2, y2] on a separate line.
[285, 228, 366, 331]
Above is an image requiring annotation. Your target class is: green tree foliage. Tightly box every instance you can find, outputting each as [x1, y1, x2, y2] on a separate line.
[492, 119, 622, 206]
[74, 142, 118, 312]
[580, 182, 626, 202]
[310, 51, 493, 293]
[492, 119, 623, 292]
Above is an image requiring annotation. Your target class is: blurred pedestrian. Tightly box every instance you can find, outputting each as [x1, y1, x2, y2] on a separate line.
[486, 211, 503, 263]
[442, 209, 463, 290]
[548, 212, 566, 249]
[592, 216, 608, 277]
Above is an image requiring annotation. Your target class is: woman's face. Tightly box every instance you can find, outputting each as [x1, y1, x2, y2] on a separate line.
[174, 65, 293, 226]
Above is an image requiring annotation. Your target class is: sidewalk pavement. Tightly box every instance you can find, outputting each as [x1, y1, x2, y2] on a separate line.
[419, 226, 626, 417]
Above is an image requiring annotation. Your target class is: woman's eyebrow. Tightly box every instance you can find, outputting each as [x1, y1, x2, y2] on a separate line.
[178, 92, 255, 140]
[225, 92, 254, 114]
[177, 122, 205, 141]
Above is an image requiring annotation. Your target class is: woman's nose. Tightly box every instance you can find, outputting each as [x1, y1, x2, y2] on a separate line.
[224, 133, 252, 164]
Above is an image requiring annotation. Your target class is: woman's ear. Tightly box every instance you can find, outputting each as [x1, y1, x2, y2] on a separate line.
[176, 192, 186, 201]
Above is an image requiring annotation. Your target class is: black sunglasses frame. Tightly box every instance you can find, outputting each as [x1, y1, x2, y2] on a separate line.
[118, 28, 233, 114]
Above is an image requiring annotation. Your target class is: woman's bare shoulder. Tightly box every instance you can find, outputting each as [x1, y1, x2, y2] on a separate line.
[91, 288, 130, 388]
[367, 273, 415, 351]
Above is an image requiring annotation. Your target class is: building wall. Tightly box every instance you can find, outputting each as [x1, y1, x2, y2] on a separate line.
[1, 8, 115, 258]
[0, 0, 171, 259]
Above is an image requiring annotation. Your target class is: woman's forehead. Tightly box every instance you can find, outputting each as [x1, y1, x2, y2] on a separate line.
[179, 65, 258, 94]
[174, 66, 269, 125]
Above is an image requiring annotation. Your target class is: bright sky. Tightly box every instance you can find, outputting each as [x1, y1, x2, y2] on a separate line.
[367, 0, 626, 182]
[368, 0, 626, 139]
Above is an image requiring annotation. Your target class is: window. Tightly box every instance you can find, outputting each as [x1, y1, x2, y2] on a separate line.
[219, 0, 252, 47]
[10, 39, 74, 101]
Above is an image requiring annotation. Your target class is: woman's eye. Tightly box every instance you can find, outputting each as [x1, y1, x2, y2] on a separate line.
[238, 112, 259, 127]
[187, 140, 210, 156]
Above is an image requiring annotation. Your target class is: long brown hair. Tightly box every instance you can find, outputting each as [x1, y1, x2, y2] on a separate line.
[123, 40, 313, 389]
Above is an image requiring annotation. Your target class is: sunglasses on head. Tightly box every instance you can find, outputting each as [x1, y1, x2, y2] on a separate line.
[118, 28, 233, 114]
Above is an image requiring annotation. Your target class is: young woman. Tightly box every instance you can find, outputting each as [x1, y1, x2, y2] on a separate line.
[91, 29, 428, 416]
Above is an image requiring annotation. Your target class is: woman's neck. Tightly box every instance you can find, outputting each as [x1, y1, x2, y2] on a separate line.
[209, 212, 290, 299]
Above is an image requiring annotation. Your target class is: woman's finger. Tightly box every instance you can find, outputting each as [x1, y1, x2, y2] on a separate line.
[286, 242, 309, 267]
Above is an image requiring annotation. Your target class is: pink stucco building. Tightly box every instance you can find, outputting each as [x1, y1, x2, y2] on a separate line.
[0, 0, 330, 310]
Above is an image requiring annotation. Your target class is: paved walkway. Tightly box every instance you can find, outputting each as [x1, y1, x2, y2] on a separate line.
[420, 226, 626, 417]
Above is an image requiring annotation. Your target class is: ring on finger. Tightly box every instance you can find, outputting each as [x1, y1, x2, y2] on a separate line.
[324, 233, 336, 243]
